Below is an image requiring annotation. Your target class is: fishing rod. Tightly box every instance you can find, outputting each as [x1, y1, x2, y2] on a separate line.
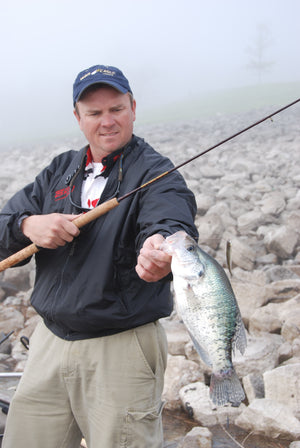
[0, 97, 299, 272]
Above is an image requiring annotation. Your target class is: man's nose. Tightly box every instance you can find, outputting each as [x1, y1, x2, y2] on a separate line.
[101, 113, 115, 127]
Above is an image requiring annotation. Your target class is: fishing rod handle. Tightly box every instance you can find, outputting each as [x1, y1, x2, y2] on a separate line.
[0, 243, 39, 272]
[0, 197, 119, 272]
[72, 197, 119, 227]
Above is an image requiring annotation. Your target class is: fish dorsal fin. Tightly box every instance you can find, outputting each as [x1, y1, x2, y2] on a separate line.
[188, 331, 212, 367]
[232, 311, 247, 355]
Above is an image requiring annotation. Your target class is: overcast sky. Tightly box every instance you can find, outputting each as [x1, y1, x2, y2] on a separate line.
[1, 0, 300, 146]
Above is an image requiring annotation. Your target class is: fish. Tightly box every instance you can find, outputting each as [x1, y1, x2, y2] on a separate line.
[161, 231, 247, 407]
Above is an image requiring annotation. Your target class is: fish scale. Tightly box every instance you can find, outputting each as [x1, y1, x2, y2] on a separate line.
[161, 230, 247, 407]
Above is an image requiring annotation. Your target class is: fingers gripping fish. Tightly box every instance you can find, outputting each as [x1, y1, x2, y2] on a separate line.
[161, 231, 247, 407]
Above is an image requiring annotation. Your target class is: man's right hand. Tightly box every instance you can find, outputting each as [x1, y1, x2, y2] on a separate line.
[21, 214, 80, 249]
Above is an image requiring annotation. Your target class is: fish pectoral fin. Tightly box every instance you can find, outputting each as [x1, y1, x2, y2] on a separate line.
[188, 331, 212, 367]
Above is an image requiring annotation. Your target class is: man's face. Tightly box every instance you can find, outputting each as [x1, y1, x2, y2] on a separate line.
[74, 86, 136, 162]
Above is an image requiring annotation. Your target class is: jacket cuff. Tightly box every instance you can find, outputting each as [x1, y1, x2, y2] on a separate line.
[12, 212, 32, 244]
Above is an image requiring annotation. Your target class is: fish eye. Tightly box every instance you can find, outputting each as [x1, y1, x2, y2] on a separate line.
[186, 245, 195, 252]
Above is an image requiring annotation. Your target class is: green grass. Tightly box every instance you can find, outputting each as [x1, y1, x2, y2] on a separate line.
[139, 81, 300, 124]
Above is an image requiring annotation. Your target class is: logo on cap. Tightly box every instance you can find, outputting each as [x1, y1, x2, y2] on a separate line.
[80, 68, 116, 82]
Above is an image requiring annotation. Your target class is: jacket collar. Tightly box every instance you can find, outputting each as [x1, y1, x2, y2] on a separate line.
[85, 146, 124, 179]
[62, 135, 137, 211]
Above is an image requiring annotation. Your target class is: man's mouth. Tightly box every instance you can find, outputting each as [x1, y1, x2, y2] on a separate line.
[101, 131, 118, 137]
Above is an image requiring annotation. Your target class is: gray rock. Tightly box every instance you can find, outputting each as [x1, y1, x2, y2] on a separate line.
[249, 304, 282, 334]
[197, 213, 224, 250]
[230, 267, 267, 286]
[264, 281, 300, 303]
[229, 238, 256, 271]
[235, 398, 300, 439]
[287, 211, 300, 235]
[254, 180, 273, 193]
[207, 203, 237, 228]
[3, 296, 22, 307]
[287, 194, 300, 211]
[161, 317, 190, 356]
[216, 184, 235, 200]
[2, 263, 32, 292]
[195, 194, 215, 216]
[282, 316, 300, 343]
[177, 426, 212, 448]
[0, 411, 6, 441]
[264, 265, 300, 283]
[163, 355, 204, 410]
[242, 373, 265, 403]
[231, 281, 266, 327]
[0, 282, 19, 301]
[278, 341, 293, 364]
[260, 191, 286, 216]
[0, 306, 24, 334]
[292, 337, 300, 357]
[290, 442, 300, 448]
[233, 334, 282, 377]
[265, 225, 298, 259]
[179, 381, 245, 426]
[237, 210, 267, 233]
[256, 252, 278, 266]
[248, 295, 299, 334]
[0, 332, 12, 355]
[289, 265, 300, 277]
[264, 364, 300, 418]
[199, 166, 223, 179]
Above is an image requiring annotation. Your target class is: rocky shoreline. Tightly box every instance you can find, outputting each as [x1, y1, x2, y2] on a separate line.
[0, 104, 300, 445]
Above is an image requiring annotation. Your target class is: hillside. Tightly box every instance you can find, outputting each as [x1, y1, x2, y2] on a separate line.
[138, 81, 300, 124]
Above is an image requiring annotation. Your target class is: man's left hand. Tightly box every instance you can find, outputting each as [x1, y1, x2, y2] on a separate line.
[135, 234, 172, 282]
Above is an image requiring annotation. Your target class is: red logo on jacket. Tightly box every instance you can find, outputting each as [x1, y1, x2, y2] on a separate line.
[54, 185, 75, 201]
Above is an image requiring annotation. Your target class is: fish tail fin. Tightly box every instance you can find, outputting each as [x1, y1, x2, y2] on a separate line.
[210, 368, 245, 407]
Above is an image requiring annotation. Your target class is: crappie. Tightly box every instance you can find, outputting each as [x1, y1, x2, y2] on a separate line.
[161, 231, 247, 406]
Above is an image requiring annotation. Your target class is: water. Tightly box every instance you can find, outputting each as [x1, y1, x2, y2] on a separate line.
[162, 409, 292, 448]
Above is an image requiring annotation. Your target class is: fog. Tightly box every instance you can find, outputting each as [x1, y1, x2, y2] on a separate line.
[1, 0, 300, 148]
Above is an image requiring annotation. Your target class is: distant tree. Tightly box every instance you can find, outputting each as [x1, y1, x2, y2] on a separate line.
[246, 23, 275, 83]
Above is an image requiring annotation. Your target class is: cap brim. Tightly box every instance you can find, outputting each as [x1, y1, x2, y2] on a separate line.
[76, 81, 129, 104]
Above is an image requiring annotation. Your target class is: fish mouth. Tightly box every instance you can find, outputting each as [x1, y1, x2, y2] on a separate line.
[160, 231, 189, 254]
[159, 240, 172, 255]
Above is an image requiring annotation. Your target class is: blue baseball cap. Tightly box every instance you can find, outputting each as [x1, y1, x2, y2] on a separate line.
[73, 65, 132, 106]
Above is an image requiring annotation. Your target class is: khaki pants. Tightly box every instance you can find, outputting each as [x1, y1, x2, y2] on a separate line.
[3, 320, 168, 448]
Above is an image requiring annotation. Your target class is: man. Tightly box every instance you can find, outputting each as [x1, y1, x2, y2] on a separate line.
[0, 65, 198, 448]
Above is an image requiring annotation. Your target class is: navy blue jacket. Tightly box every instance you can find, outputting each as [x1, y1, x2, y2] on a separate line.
[0, 135, 198, 340]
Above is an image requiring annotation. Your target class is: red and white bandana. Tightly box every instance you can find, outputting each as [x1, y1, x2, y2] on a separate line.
[81, 147, 123, 209]
[81, 148, 108, 209]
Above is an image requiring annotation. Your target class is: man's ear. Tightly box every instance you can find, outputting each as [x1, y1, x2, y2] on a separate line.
[73, 108, 80, 124]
